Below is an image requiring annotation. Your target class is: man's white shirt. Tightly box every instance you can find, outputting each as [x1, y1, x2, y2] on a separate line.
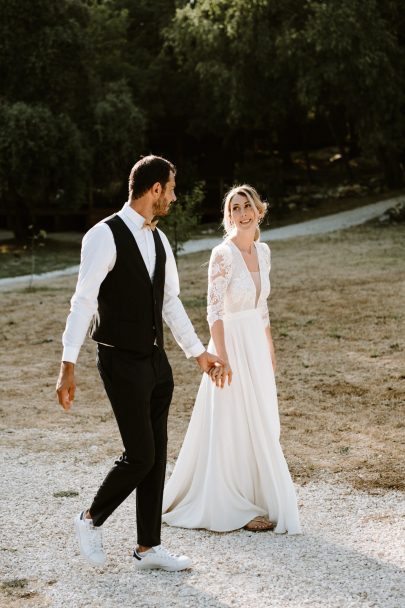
[62, 202, 205, 363]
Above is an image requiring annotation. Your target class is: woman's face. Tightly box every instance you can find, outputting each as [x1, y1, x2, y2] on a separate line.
[229, 193, 257, 233]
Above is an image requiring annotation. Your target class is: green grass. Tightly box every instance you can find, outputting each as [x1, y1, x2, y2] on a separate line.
[0, 239, 80, 279]
[1, 579, 28, 590]
[53, 490, 79, 498]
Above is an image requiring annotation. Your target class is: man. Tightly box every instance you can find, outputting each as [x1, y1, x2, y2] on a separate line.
[56, 155, 224, 571]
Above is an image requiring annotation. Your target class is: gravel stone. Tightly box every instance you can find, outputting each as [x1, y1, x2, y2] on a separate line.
[1, 429, 404, 607]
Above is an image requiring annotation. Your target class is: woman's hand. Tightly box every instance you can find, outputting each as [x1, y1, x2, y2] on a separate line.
[209, 361, 233, 388]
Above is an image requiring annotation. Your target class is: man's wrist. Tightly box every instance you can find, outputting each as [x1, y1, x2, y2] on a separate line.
[61, 361, 75, 369]
[62, 345, 79, 364]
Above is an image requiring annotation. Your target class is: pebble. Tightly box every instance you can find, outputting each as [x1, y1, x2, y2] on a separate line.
[1, 429, 404, 607]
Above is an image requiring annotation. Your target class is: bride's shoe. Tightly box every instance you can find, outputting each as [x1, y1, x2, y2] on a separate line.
[243, 516, 275, 531]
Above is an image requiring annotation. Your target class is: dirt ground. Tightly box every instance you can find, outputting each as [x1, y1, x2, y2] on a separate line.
[0, 222, 404, 494]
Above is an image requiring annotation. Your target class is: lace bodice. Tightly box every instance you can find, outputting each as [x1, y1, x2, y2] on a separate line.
[207, 240, 271, 328]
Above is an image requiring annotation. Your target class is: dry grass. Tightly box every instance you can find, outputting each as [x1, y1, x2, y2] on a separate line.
[0, 222, 404, 492]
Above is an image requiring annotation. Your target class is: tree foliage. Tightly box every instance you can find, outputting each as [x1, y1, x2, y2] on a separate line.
[167, 0, 405, 184]
[0, 102, 86, 238]
[0, 0, 145, 236]
[290, 1, 405, 173]
[92, 81, 145, 198]
[0, 0, 404, 238]
[0, 0, 90, 116]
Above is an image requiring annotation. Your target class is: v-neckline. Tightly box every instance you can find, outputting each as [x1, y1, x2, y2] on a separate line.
[229, 239, 262, 305]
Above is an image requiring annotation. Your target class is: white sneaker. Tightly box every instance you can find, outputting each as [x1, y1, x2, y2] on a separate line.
[74, 511, 106, 567]
[133, 545, 192, 571]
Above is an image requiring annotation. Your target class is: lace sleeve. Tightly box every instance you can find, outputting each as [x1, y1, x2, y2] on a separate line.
[259, 243, 271, 327]
[207, 245, 232, 327]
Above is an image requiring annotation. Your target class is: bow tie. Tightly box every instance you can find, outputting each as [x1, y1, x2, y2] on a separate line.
[142, 218, 159, 231]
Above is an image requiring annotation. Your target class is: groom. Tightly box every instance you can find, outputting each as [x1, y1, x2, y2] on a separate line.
[56, 155, 222, 571]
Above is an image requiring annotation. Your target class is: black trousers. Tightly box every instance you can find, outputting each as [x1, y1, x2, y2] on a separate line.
[89, 344, 174, 547]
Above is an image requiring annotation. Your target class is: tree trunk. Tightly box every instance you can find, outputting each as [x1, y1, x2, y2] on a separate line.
[326, 112, 354, 182]
[7, 190, 33, 241]
[347, 119, 360, 158]
[300, 122, 314, 185]
[378, 147, 404, 188]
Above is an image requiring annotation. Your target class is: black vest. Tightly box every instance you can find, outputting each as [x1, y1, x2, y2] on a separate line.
[91, 215, 166, 355]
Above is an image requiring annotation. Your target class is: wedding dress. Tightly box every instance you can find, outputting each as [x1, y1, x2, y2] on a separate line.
[162, 239, 302, 534]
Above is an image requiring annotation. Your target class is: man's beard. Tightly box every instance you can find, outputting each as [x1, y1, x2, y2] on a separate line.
[152, 195, 172, 217]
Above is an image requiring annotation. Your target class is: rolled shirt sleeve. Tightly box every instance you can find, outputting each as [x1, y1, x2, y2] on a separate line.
[160, 231, 205, 358]
[62, 224, 116, 363]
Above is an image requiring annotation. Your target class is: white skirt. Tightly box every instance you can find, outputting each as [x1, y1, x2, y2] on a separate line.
[162, 309, 302, 534]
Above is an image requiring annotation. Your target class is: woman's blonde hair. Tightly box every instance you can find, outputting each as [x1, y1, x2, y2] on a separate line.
[222, 184, 267, 241]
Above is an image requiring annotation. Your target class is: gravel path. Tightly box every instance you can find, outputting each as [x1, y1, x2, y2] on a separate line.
[0, 196, 403, 291]
[1, 429, 404, 608]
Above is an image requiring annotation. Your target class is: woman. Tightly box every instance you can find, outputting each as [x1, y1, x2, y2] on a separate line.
[162, 185, 302, 534]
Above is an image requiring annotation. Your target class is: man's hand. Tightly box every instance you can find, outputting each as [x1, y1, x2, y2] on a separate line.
[209, 362, 233, 388]
[56, 361, 76, 410]
[195, 350, 223, 374]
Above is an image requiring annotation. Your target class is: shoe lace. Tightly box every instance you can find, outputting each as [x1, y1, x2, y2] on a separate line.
[153, 545, 178, 559]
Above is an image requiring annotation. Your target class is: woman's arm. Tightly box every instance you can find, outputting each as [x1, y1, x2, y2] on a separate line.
[210, 319, 228, 361]
[259, 243, 276, 371]
[207, 246, 233, 387]
[210, 319, 232, 387]
[265, 324, 277, 372]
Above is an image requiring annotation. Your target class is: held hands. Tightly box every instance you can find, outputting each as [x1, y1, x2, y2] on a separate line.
[56, 361, 76, 410]
[195, 351, 232, 388]
[209, 360, 233, 389]
[195, 350, 223, 374]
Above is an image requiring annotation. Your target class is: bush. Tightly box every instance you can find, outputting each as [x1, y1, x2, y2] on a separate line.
[159, 181, 205, 260]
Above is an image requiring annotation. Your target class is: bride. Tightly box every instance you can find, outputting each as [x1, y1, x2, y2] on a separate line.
[162, 185, 302, 534]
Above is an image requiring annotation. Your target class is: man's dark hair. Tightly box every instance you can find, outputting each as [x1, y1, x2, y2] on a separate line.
[129, 155, 176, 200]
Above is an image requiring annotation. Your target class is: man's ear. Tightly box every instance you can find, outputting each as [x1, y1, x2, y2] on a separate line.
[152, 182, 162, 198]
